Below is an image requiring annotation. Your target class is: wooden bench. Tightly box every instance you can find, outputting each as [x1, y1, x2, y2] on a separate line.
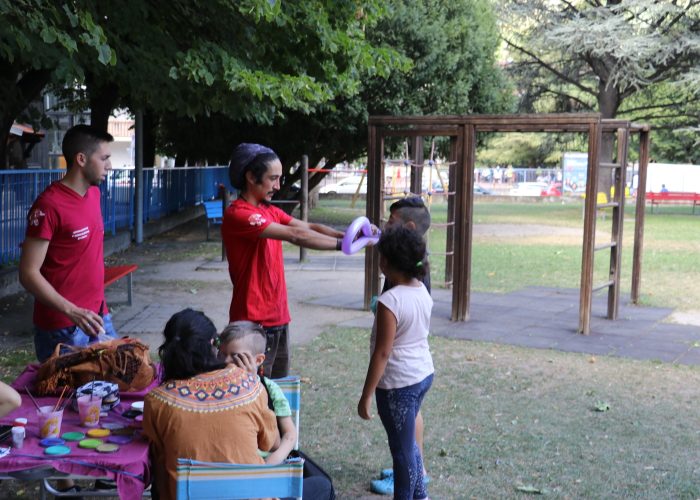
[202, 200, 224, 240]
[104, 264, 138, 306]
[646, 191, 700, 214]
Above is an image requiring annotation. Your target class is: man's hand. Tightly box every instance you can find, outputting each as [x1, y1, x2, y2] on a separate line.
[66, 307, 105, 337]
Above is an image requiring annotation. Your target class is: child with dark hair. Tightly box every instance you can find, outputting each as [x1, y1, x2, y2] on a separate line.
[143, 309, 278, 500]
[373, 195, 432, 495]
[358, 226, 434, 500]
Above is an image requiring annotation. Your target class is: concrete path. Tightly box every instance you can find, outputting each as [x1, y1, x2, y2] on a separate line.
[2, 218, 699, 367]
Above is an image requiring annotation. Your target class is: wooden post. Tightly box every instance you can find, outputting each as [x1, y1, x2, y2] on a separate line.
[364, 125, 383, 310]
[578, 120, 602, 334]
[607, 128, 629, 319]
[631, 129, 650, 304]
[299, 155, 308, 262]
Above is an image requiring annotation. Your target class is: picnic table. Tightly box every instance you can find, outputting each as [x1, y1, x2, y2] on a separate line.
[0, 364, 158, 499]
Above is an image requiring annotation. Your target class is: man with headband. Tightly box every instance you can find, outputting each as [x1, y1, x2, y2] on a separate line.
[223, 143, 345, 378]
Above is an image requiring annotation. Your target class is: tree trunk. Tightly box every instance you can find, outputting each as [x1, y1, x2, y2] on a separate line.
[143, 109, 157, 167]
[88, 81, 119, 132]
[0, 68, 51, 168]
[597, 82, 621, 198]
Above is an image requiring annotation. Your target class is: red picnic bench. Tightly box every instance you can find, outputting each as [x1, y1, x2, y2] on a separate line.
[104, 264, 138, 306]
[646, 192, 700, 214]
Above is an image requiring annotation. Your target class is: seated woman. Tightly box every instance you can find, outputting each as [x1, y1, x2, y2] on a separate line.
[142, 309, 279, 499]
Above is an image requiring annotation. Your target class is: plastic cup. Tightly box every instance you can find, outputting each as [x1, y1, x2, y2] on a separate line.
[37, 405, 64, 439]
[77, 395, 103, 427]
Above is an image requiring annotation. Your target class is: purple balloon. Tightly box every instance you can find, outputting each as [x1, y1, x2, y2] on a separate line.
[342, 216, 380, 255]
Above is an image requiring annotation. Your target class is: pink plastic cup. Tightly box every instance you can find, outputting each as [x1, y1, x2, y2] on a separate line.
[37, 405, 64, 438]
[77, 395, 103, 427]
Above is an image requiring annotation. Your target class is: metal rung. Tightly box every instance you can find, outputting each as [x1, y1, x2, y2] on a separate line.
[594, 241, 617, 251]
[599, 162, 621, 169]
[597, 202, 619, 209]
[592, 280, 615, 293]
[429, 251, 454, 256]
[431, 222, 455, 228]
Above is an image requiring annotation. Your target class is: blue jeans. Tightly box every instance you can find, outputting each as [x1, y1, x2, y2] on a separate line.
[376, 374, 433, 500]
[34, 313, 118, 362]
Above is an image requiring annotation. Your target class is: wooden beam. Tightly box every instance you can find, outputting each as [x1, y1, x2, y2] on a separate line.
[631, 130, 650, 304]
[578, 121, 601, 334]
[364, 124, 383, 310]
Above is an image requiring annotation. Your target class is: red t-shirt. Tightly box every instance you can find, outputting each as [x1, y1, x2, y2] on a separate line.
[222, 198, 293, 327]
[25, 182, 106, 330]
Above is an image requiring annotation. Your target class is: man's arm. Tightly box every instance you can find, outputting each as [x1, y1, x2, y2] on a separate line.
[260, 220, 342, 250]
[289, 219, 345, 239]
[19, 237, 104, 336]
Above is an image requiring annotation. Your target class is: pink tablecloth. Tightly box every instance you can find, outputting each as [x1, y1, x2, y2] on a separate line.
[1, 365, 158, 499]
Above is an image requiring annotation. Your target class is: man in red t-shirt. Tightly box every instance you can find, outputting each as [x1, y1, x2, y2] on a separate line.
[223, 143, 345, 378]
[20, 124, 117, 363]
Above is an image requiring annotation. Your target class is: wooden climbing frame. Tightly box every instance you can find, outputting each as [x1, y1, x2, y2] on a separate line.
[364, 113, 651, 335]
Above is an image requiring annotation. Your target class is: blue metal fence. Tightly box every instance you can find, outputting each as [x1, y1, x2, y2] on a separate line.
[1, 166, 229, 265]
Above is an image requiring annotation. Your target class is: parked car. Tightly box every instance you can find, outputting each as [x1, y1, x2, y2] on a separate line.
[509, 182, 549, 196]
[474, 184, 493, 195]
[319, 176, 367, 195]
[541, 182, 562, 197]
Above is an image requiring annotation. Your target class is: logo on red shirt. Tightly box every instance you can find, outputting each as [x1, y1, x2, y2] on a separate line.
[72, 226, 90, 240]
[28, 208, 46, 226]
[248, 214, 266, 226]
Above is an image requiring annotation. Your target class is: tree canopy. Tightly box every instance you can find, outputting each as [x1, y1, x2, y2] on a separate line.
[158, 0, 514, 195]
[500, 0, 700, 164]
[0, 0, 408, 167]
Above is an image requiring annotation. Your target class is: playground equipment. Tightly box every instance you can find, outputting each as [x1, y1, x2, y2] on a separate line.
[364, 113, 651, 335]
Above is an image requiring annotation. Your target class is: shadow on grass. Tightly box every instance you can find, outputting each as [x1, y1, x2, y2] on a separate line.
[296, 327, 700, 499]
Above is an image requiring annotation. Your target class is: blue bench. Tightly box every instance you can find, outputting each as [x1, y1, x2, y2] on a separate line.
[202, 200, 224, 241]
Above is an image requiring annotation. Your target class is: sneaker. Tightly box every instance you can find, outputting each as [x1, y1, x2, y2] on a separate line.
[380, 468, 393, 479]
[370, 476, 394, 495]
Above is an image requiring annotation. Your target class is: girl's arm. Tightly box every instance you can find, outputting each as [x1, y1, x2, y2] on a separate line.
[358, 302, 396, 420]
[264, 416, 298, 464]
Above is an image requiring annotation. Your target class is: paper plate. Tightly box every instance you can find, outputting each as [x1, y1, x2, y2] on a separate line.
[62, 432, 85, 441]
[78, 438, 103, 449]
[96, 443, 119, 453]
[101, 423, 125, 431]
[39, 438, 65, 447]
[130, 401, 144, 411]
[45, 445, 71, 456]
[107, 434, 133, 445]
[87, 428, 110, 438]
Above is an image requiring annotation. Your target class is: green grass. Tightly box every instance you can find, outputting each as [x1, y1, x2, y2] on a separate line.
[296, 327, 700, 499]
[0, 342, 34, 384]
[306, 197, 700, 312]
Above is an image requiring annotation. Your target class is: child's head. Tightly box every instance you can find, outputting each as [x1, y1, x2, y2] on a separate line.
[218, 321, 267, 368]
[159, 308, 225, 382]
[387, 196, 431, 235]
[377, 225, 427, 280]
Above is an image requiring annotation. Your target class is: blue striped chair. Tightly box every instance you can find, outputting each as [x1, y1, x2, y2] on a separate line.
[176, 458, 304, 500]
[175, 376, 304, 499]
[272, 375, 301, 450]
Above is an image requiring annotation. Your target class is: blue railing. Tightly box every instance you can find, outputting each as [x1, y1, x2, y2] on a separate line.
[1, 166, 229, 265]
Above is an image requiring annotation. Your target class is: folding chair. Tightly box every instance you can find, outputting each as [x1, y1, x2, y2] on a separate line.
[272, 375, 301, 450]
[176, 458, 304, 500]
